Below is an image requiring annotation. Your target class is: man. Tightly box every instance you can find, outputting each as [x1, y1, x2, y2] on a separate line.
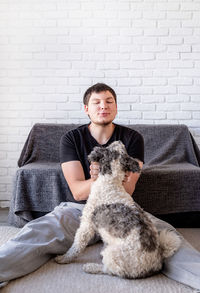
[59, 83, 144, 202]
[0, 83, 200, 290]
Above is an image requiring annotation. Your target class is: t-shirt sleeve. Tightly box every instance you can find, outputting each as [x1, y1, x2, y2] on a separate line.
[127, 133, 144, 163]
[59, 132, 79, 164]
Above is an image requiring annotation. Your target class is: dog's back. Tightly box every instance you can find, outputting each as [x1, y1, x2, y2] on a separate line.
[90, 200, 181, 279]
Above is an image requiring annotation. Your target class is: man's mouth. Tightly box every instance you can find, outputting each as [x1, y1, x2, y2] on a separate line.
[98, 113, 109, 116]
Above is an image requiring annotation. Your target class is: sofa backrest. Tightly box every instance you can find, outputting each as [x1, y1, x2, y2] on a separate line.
[18, 123, 200, 167]
[18, 123, 79, 166]
[130, 124, 199, 166]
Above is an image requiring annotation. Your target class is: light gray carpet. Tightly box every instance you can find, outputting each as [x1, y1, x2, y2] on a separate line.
[0, 226, 199, 293]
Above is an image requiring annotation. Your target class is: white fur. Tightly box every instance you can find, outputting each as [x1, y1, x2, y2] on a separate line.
[55, 141, 181, 279]
[159, 229, 182, 259]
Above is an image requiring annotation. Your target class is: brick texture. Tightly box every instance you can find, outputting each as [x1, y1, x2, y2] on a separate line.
[0, 0, 200, 207]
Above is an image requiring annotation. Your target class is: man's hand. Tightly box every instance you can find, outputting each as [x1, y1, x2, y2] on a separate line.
[122, 171, 131, 184]
[123, 160, 143, 195]
[90, 162, 100, 181]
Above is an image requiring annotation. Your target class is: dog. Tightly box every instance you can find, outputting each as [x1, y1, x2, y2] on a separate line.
[55, 141, 181, 279]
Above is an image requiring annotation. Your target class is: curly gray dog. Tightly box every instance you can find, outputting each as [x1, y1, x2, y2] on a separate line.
[55, 141, 181, 279]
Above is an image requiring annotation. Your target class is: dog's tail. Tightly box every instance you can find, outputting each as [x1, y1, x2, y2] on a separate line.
[159, 229, 182, 259]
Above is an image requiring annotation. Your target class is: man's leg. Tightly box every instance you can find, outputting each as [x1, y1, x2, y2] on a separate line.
[148, 213, 200, 290]
[0, 203, 83, 284]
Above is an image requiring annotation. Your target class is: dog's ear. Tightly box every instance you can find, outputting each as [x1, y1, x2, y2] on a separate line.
[88, 146, 104, 163]
[120, 155, 141, 173]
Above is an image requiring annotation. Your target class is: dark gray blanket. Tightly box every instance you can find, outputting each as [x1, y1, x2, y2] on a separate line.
[9, 123, 200, 227]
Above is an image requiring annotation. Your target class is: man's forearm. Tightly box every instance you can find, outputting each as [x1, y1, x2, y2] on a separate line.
[123, 181, 136, 195]
[61, 161, 96, 202]
[70, 178, 94, 201]
[123, 171, 141, 195]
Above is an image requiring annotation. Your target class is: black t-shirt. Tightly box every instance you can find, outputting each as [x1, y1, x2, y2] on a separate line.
[60, 123, 144, 203]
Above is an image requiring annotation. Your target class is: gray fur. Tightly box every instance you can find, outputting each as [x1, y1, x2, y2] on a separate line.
[88, 140, 140, 175]
[92, 203, 157, 252]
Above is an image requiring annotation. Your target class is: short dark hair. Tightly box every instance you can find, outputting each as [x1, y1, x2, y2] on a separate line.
[83, 83, 117, 105]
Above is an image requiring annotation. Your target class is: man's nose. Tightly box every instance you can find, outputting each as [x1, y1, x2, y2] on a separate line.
[99, 101, 107, 109]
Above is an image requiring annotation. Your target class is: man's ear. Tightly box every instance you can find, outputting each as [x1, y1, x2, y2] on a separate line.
[88, 146, 104, 163]
[84, 104, 88, 114]
[120, 155, 141, 173]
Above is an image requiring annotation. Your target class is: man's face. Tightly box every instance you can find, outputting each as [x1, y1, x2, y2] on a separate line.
[84, 91, 117, 126]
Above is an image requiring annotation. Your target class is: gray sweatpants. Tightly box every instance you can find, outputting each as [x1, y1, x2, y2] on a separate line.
[0, 202, 200, 290]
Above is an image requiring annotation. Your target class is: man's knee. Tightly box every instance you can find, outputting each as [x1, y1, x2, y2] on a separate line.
[52, 205, 81, 232]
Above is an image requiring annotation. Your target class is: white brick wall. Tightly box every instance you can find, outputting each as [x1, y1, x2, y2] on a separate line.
[0, 0, 200, 207]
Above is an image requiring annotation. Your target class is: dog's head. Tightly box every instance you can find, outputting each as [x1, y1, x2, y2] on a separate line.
[88, 141, 141, 176]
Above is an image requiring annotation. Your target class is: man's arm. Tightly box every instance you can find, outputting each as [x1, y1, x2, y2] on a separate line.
[61, 160, 143, 201]
[122, 160, 143, 195]
[61, 161, 98, 201]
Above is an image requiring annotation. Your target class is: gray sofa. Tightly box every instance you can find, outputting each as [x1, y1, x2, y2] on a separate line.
[8, 123, 200, 228]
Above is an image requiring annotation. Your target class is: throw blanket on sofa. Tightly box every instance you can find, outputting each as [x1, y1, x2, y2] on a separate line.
[9, 123, 200, 227]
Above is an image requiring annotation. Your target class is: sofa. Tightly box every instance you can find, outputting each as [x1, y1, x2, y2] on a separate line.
[8, 123, 200, 228]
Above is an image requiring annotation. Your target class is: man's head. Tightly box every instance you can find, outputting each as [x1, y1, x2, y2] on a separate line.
[83, 83, 117, 106]
[83, 83, 117, 126]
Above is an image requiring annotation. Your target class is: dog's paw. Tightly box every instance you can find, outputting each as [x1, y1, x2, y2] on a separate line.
[83, 263, 93, 273]
[55, 254, 72, 264]
[0, 281, 9, 288]
[83, 263, 104, 274]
